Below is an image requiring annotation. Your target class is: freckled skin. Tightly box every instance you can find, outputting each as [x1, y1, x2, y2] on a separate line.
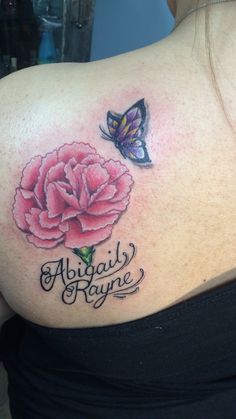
[1, 13, 236, 328]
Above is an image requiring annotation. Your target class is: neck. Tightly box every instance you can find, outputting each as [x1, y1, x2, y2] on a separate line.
[171, 1, 236, 49]
[175, 0, 236, 24]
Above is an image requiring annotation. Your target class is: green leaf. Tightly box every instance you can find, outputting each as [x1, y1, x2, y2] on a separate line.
[72, 246, 95, 265]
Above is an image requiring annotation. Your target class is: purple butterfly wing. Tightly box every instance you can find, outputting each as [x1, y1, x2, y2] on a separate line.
[122, 139, 149, 162]
[116, 99, 151, 164]
[103, 98, 151, 164]
[107, 112, 122, 137]
[116, 102, 145, 143]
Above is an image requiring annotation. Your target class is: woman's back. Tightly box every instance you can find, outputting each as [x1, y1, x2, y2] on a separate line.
[1, 2, 236, 328]
[1, 2, 236, 418]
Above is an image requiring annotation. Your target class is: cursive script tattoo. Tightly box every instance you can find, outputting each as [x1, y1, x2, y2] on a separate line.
[40, 241, 145, 309]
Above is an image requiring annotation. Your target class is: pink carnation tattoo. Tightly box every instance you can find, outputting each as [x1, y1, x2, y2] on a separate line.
[12, 142, 134, 265]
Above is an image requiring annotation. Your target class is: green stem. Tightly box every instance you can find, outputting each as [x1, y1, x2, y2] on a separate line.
[72, 246, 95, 265]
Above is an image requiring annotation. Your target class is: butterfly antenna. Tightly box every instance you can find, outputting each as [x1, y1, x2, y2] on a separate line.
[99, 125, 112, 141]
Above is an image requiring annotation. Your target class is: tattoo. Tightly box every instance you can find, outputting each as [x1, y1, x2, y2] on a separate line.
[100, 98, 152, 165]
[12, 142, 133, 265]
[12, 99, 150, 307]
[40, 241, 145, 309]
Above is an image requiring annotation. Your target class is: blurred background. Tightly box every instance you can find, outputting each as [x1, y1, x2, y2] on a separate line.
[91, 0, 174, 60]
[0, 0, 174, 78]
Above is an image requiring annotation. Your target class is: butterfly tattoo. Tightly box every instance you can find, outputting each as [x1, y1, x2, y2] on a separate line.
[100, 98, 151, 165]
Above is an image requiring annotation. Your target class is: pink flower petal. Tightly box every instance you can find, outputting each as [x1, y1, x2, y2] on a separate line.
[25, 208, 64, 240]
[111, 173, 134, 202]
[79, 171, 89, 210]
[68, 163, 86, 196]
[78, 212, 120, 231]
[79, 185, 89, 210]
[56, 181, 73, 192]
[67, 157, 78, 167]
[44, 162, 66, 194]
[34, 150, 58, 206]
[83, 163, 109, 194]
[64, 162, 79, 195]
[103, 160, 128, 183]
[65, 219, 112, 248]
[27, 234, 64, 249]
[21, 155, 42, 191]
[102, 210, 119, 215]
[81, 153, 105, 165]
[39, 210, 61, 228]
[46, 183, 66, 217]
[62, 207, 81, 222]
[87, 197, 130, 215]
[54, 183, 80, 209]
[81, 164, 110, 206]
[95, 184, 117, 202]
[12, 188, 37, 231]
[59, 221, 69, 232]
[21, 190, 36, 200]
[58, 142, 96, 163]
[14, 142, 133, 251]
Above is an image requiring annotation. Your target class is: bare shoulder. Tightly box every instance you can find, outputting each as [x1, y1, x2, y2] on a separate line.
[0, 62, 95, 129]
[1, 45, 236, 328]
[0, 58, 160, 327]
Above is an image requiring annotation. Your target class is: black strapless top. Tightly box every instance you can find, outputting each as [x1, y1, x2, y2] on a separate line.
[1, 278, 236, 419]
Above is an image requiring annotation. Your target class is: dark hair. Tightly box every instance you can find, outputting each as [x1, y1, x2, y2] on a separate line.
[199, 1, 234, 133]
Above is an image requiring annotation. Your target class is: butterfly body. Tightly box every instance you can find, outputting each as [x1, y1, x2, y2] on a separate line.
[100, 99, 151, 165]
